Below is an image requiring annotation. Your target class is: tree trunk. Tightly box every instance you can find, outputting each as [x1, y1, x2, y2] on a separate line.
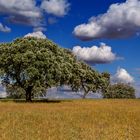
[82, 94, 86, 99]
[82, 91, 88, 99]
[82, 84, 89, 99]
[25, 86, 33, 102]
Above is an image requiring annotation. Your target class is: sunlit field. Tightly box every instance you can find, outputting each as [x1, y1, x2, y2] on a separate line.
[0, 99, 140, 140]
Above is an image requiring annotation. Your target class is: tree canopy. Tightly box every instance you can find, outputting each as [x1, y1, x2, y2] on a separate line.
[0, 37, 107, 101]
[0, 37, 72, 101]
[69, 62, 108, 98]
[103, 83, 136, 99]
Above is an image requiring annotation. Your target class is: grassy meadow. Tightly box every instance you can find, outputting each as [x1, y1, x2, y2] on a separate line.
[0, 99, 140, 140]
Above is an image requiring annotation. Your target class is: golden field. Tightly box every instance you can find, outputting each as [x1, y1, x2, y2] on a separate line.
[0, 99, 140, 140]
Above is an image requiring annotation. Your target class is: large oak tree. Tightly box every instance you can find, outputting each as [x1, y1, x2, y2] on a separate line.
[0, 37, 108, 101]
[0, 37, 73, 101]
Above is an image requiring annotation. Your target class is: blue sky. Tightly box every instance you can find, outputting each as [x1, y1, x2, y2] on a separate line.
[0, 0, 140, 96]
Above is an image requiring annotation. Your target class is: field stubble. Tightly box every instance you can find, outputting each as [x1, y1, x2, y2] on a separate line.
[0, 99, 140, 140]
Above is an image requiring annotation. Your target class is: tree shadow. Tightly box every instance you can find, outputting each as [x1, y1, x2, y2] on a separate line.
[15, 99, 62, 103]
[0, 98, 72, 103]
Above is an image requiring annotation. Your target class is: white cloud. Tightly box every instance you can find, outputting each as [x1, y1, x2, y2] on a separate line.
[134, 83, 140, 98]
[0, 0, 41, 18]
[0, 0, 42, 27]
[0, 0, 70, 32]
[41, 0, 70, 17]
[0, 23, 11, 32]
[72, 43, 119, 64]
[111, 68, 134, 84]
[24, 31, 46, 39]
[73, 0, 140, 40]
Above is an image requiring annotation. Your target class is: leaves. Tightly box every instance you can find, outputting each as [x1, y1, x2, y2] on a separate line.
[0, 37, 73, 98]
[0, 37, 109, 100]
[103, 83, 136, 98]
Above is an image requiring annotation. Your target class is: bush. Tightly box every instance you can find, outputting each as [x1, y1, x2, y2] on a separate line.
[103, 83, 136, 99]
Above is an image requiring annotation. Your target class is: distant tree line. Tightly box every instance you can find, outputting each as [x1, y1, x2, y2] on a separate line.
[0, 37, 135, 101]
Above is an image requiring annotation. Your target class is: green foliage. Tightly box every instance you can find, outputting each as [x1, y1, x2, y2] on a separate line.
[0, 37, 109, 101]
[69, 62, 108, 98]
[6, 85, 25, 99]
[0, 37, 76, 101]
[100, 72, 111, 95]
[103, 83, 136, 99]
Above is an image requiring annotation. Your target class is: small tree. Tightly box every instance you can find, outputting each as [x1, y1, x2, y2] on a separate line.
[69, 62, 106, 98]
[103, 83, 136, 99]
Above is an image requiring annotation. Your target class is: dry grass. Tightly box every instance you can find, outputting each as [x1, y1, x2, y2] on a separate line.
[0, 99, 140, 140]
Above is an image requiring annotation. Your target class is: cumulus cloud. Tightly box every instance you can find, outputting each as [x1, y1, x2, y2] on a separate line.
[24, 31, 46, 39]
[0, 0, 42, 27]
[0, 23, 11, 32]
[41, 0, 70, 17]
[72, 43, 120, 64]
[111, 68, 134, 84]
[134, 83, 140, 98]
[73, 0, 140, 40]
[0, 0, 70, 32]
